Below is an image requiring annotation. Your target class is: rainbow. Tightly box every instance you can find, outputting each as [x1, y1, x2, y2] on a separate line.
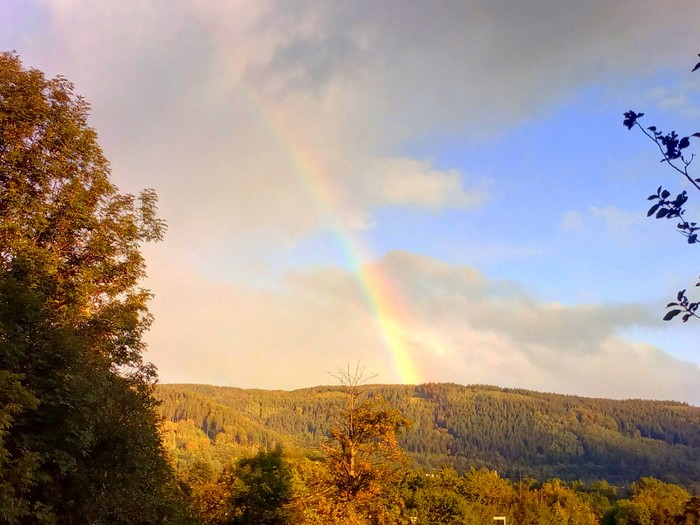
[240, 86, 421, 384]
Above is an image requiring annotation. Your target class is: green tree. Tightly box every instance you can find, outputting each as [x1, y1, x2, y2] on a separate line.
[0, 51, 184, 522]
[403, 468, 471, 525]
[609, 477, 690, 525]
[0, 371, 39, 523]
[229, 445, 296, 525]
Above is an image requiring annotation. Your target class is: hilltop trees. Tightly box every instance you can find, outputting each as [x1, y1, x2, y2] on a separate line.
[0, 52, 183, 522]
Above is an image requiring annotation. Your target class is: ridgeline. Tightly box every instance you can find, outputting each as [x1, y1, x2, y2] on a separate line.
[156, 383, 700, 487]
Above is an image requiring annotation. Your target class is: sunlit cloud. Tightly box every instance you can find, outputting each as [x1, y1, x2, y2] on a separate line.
[144, 250, 699, 402]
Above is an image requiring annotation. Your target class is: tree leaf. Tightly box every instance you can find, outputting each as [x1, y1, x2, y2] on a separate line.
[647, 203, 661, 217]
[663, 309, 682, 321]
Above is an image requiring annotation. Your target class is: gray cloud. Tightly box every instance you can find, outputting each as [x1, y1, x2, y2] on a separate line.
[6, 1, 698, 247]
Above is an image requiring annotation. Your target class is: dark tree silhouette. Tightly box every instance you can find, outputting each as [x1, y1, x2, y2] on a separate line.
[623, 55, 700, 322]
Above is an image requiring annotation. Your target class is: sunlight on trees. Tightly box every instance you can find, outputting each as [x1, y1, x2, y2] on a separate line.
[0, 51, 185, 523]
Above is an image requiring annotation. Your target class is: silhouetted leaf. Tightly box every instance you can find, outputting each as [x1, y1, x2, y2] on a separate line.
[667, 302, 679, 307]
[656, 208, 670, 219]
[647, 203, 661, 217]
[664, 309, 682, 321]
[680, 137, 690, 149]
[647, 194, 659, 200]
[661, 189, 670, 199]
[692, 133, 700, 138]
[693, 61, 700, 72]
[689, 234, 697, 244]
[648, 126, 657, 132]
[623, 111, 643, 129]
[674, 191, 688, 207]
[678, 290, 687, 301]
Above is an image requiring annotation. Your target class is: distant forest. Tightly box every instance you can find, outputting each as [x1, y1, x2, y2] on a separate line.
[156, 382, 700, 488]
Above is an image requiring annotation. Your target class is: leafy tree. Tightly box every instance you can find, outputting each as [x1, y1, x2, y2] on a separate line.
[298, 365, 412, 524]
[323, 365, 411, 500]
[608, 477, 690, 525]
[0, 371, 39, 523]
[229, 445, 296, 525]
[623, 55, 700, 321]
[0, 51, 183, 522]
[402, 468, 471, 525]
[677, 496, 700, 525]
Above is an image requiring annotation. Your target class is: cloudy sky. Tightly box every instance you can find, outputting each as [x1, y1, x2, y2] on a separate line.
[5, 1, 700, 403]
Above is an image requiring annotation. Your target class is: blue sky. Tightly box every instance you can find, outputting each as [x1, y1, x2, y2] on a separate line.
[5, 1, 700, 402]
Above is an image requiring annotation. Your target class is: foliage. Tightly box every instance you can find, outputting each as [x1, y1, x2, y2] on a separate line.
[622, 57, 700, 321]
[157, 382, 700, 486]
[0, 51, 185, 522]
[322, 365, 412, 502]
[164, 380, 700, 524]
[228, 445, 296, 525]
[607, 477, 690, 525]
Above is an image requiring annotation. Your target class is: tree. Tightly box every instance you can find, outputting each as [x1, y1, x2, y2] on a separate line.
[677, 496, 700, 525]
[323, 365, 411, 500]
[0, 51, 184, 522]
[623, 55, 700, 321]
[608, 477, 690, 525]
[310, 364, 412, 523]
[228, 445, 296, 525]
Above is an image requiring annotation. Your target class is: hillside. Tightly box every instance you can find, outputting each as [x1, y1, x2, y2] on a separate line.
[155, 383, 700, 486]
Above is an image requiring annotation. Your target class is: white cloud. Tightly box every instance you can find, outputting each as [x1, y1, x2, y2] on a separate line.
[356, 157, 487, 210]
[648, 81, 700, 118]
[590, 206, 641, 232]
[561, 211, 584, 232]
[561, 206, 640, 235]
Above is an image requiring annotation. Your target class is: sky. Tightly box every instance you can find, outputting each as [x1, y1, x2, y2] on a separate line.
[5, 1, 700, 403]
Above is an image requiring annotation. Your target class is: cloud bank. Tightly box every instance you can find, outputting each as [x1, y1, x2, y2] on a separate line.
[145, 250, 700, 403]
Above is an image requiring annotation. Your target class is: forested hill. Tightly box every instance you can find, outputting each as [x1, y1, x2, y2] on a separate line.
[155, 383, 700, 486]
